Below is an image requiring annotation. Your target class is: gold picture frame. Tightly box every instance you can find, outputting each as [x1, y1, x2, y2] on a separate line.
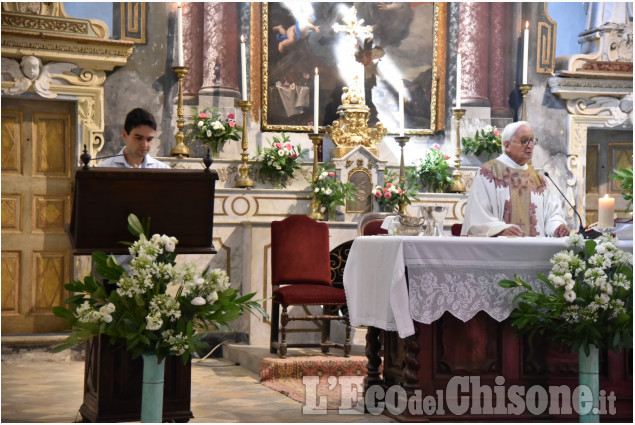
[261, 2, 446, 134]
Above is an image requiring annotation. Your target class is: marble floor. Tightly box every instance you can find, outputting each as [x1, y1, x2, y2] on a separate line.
[1, 356, 394, 423]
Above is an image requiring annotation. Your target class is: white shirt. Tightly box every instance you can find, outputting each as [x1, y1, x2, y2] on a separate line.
[461, 153, 567, 237]
[97, 148, 170, 169]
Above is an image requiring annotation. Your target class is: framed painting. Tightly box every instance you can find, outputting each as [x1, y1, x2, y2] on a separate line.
[261, 2, 446, 134]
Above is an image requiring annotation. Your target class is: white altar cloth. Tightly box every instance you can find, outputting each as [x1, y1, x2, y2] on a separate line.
[343, 235, 632, 338]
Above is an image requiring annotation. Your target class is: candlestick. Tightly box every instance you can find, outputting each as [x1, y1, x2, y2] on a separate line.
[598, 195, 615, 227]
[308, 133, 324, 221]
[240, 35, 247, 101]
[522, 21, 529, 84]
[450, 108, 466, 193]
[170, 66, 190, 157]
[399, 80, 405, 137]
[395, 136, 410, 215]
[235, 100, 254, 188]
[177, 4, 184, 67]
[517, 84, 533, 121]
[314, 68, 319, 133]
[456, 52, 462, 108]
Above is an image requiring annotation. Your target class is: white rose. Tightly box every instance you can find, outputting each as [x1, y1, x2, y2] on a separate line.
[211, 121, 224, 130]
[563, 290, 576, 302]
[325, 188, 332, 195]
[278, 149, 285, 156]
[197, 121, 204, 128]
[191, 296, 206, 306]
[102, 313, 113, 323]
[206, 130, 212, 137]
[314, 187, 319, 193]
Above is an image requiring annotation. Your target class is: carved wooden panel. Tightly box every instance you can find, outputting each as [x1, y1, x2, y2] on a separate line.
[33, 113, 70, 176]
[1, 193, 22, 232]
[1, 251, 20, 314]
[32, 194, 68, 233]
[31, 251, 67, 313]
[438, 311, 501, 374]
[1, 110, 22, 174]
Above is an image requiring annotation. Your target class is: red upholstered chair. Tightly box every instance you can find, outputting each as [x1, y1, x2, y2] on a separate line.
[357, 212, 392, 236]
[270, 215, 351, 358]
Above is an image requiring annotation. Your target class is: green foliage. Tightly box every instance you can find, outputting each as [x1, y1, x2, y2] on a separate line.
[374, 170, 420, 212]
[609, 167, 633, 211]
[461, 125, 502, 160]
[311, 167, 356, 210]
[254, 132, 308, 188]
[498, 234, 633, 355]
[52, 214, 268, 363]
[408, 144, 453, 193]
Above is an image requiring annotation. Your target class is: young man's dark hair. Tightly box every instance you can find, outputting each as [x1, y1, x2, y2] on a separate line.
[124, 108, 157, 133]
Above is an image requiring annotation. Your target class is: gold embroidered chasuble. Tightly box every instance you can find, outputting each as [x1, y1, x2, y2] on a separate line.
[479, 160, 546, 237]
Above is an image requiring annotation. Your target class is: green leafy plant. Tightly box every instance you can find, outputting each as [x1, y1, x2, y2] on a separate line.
[52, 214, 267, 363]
[609, 167, 633, 212]
[374, 170, 420, 212]
[311, 167, 356, 213]
[407, 144, 453, 193]
[191, 107, 242, 156]
[254, 133, 308, 188]
[461, 125, 502, 160]
[498, 234, 632, 355]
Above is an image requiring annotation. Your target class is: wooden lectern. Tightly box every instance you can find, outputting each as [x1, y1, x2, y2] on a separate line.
[68, 168, 219, 422]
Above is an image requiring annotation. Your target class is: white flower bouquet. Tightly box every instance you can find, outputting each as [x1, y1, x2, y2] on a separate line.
[499, 234, 633, 354]
[53, 214, 267, 362]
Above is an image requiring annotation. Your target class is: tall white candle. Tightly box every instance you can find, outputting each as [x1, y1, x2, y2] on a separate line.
[399, 80, 405, 137]
[240, 35, 247, 100]
[456, 52, 462, 108]
[598, 195, 615, 227]
[314, 67, 319, 133]
[177, 3, 184, 67]
[522, 21, 529, 84]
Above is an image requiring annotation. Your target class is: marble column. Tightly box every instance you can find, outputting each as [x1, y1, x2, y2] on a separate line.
[458, 2, 491, 106]
[488, 2, 512, 117]
[182, 1, 203, 97]
[200, 2, 240, 96]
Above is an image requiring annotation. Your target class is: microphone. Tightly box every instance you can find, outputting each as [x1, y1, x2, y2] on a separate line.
[543, 171, 589, 238]
[79, 144, 127, 170]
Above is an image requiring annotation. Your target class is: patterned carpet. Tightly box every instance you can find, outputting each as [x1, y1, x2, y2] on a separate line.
[260, 355, 368, 411]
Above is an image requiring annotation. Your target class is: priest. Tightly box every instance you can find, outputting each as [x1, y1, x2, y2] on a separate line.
[461, 121, 570, 237]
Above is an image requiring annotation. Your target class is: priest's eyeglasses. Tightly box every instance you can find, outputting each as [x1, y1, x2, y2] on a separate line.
[514, 137, 538, 147]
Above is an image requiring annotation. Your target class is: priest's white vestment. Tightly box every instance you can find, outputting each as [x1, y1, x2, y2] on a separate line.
[461, 154, 568, 237]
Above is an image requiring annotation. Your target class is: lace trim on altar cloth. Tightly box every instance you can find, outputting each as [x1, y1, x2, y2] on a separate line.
[406, 263, 552, 324]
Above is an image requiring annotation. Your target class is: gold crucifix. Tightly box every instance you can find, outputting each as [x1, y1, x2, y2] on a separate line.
[332, 6, 373, 42]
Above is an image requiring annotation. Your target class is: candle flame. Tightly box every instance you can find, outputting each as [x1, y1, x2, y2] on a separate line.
[241, 35, 245, 43]
[177, 2, 182, 7]
[315, 67, 318, 74]
[604, 194, 610, 199]
[525, 21, 529, 29]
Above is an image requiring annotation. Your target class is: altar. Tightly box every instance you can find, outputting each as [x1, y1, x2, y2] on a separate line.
[343, 236, 633, 421]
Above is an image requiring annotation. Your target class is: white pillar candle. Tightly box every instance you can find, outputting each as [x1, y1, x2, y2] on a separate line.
[597, 195, 615, 227]
[522, 21, 529, 84]
[314, 67, 319, 133]
[241, 35, 248, 100]
[456, 52, 462, 108]
[177, 3, 184, 67]
[399, 80, 405, 137]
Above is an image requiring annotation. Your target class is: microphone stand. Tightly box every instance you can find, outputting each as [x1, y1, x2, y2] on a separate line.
[543, 171, 590, 238]
[79, 145, 127, 170]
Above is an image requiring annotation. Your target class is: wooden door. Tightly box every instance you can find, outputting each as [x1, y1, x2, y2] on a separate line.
[1, 98, 75, 334]
[585, 129, 633, 225]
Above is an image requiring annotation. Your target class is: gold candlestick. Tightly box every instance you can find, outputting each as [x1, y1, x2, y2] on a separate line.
[518, 84, 533, 122]
[235, 100, 254, 188]
[308, 133, 324, 221]
[395, 136, 410, 215]
[450, 108, 466, 193]
[171, 66, 190, 158]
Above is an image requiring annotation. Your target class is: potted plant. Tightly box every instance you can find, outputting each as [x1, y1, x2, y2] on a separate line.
[499, 234, 632, 422]
[461, 125, 502, 161]
[52, 214, 267, 422]
[311, 167, 356, 221]
[408, 144, 453, 193]
[254, 133, 308, 188]
[374, 169, 420, 213]
[609, 167, 633, 212]
[191, 107, 242, 157]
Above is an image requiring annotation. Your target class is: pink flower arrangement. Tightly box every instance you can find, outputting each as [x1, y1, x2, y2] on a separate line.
[375, 170, 419, 212]
[191, 107, 242, 156]
[255, 132, 307, 188]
